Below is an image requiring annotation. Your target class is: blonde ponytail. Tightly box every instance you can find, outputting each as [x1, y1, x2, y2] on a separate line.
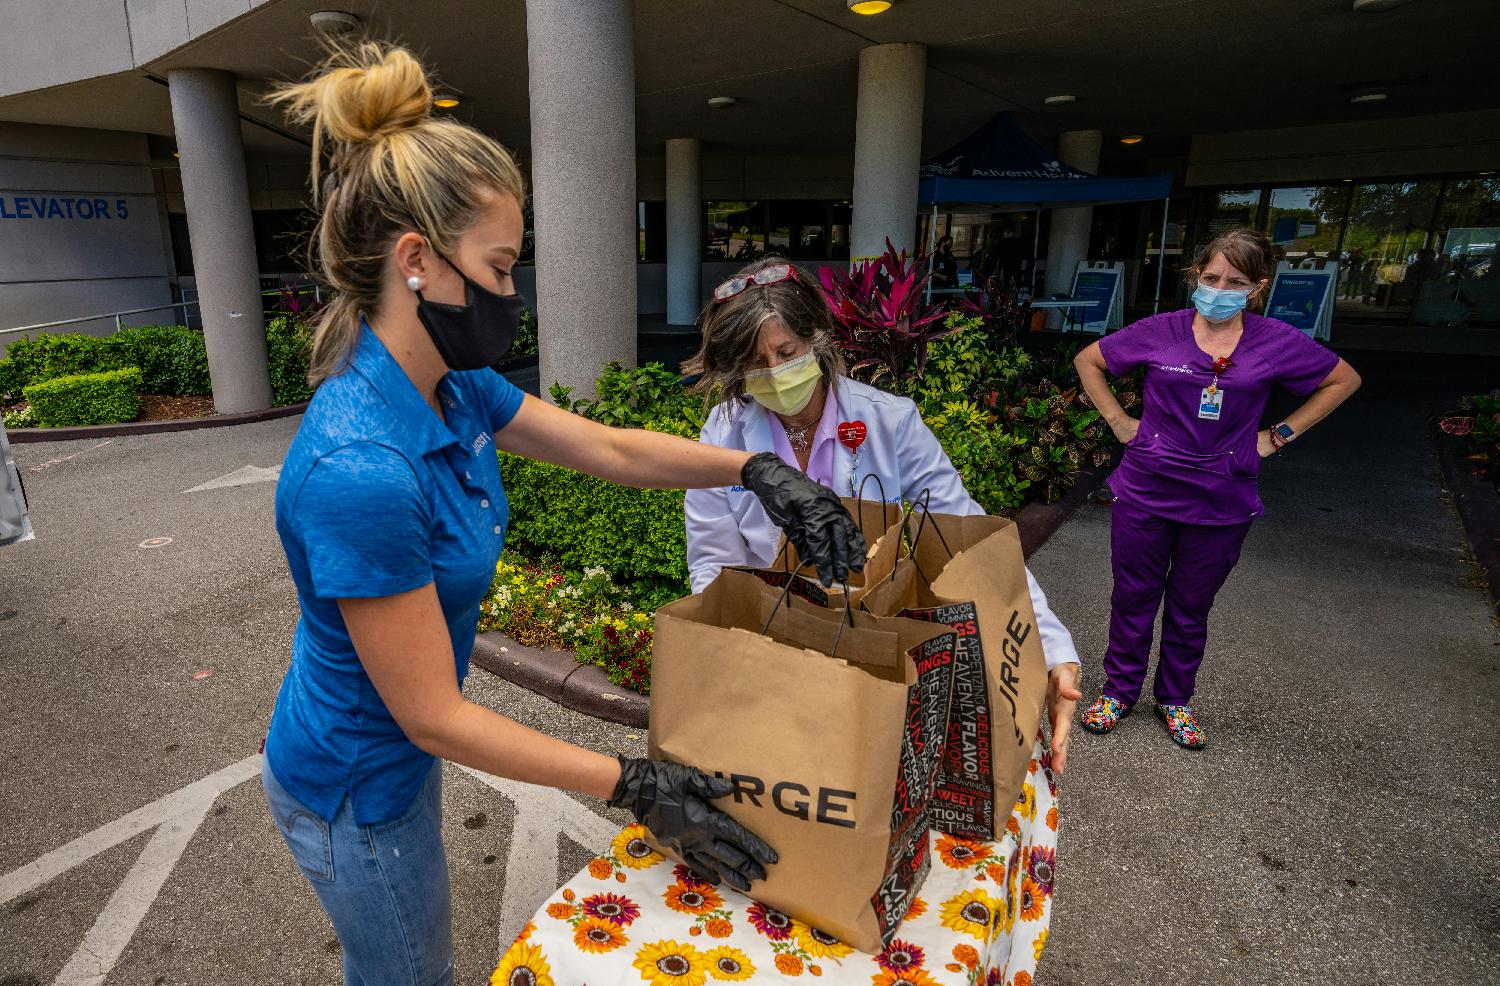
[268, 41, 526, 386]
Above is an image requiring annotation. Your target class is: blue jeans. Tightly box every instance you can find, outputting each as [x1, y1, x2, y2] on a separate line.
[262, 758, 454, 986]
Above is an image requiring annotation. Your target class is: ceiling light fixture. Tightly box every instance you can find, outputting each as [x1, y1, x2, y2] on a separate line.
[707, 96, 737, 109]
[847, 0, 893, 14]
[309, 10, 360, 33]
[1351, 0, 1412, 11]
[1044, 95, 1077, 106]
[433, 95, 461, 108]
[1350, 92, 1388, 103]
[1120, 134, 1144, 144]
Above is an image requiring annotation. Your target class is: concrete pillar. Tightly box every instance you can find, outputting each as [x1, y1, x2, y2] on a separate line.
[665, 137, 702, 326]
[526, 0, 637, 399]
[167, 68, 271, 413]
[851, 43, 926, 264]
[1043, 129, 1103, 325]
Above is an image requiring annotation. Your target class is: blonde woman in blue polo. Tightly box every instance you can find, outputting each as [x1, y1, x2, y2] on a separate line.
[261, 44, 865, 986]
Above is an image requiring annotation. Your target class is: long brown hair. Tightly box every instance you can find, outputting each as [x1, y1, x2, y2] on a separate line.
[683, 257, 846, 405]
[267, 41, 527, 385]
[1183, 227, 1276, 313]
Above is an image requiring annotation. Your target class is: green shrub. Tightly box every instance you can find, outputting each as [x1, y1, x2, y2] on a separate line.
[3, 403, 36, 429]
[266, 316, 314, 406]
[4, 332, 132, 391]
[551, 361, 707, 431]
[108, 325, 210, 395]
[0, 359, 24, 403]
[24, 367, 142, 427]
[499, 451, 689, 601]
[512, 307, 538, 358]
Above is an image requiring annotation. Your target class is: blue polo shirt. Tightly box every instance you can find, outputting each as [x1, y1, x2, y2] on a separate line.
[265, 323, 525, 824]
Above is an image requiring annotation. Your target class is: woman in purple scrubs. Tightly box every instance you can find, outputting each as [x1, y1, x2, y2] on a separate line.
[1073, 228, 1361, 748]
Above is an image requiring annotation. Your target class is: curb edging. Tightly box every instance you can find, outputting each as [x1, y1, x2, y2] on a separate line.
[469, 451, 1120, 729]
[471, 633, 650, 728]
[1430, 407, 1500, 616]
[8, 401, 308, 443]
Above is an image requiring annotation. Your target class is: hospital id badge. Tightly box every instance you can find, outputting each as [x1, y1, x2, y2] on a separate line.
[1198, 387, 1223, 420]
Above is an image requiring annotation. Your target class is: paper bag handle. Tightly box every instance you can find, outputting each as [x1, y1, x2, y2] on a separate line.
[855, 473, 890, 538]
[759, 557, 856, 656]
[895, 487, 956, 585]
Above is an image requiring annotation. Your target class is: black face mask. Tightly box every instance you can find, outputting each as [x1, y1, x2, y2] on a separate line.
[414, 254, 527, 371]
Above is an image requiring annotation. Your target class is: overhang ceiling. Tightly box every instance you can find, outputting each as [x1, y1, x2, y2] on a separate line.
[0, 0, 1493, 166]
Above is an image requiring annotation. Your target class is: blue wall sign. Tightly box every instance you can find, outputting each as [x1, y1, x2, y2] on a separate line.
[0, 196, 131, 220]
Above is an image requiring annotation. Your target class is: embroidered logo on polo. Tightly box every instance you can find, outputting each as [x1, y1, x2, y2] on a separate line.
[1158, 363, 1195, 374]
[471, 432, 492, 455]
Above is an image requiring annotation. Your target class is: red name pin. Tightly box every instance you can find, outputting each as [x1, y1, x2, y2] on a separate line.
[837, 420, 867, 452]
[1212, 356, 1233, 374]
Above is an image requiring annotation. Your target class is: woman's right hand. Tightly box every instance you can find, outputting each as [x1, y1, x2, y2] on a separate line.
[608, 757, 778, 892]
[1111, 417, 1140, 445]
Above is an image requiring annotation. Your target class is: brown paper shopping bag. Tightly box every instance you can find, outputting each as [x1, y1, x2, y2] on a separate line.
[735, 495, 905, 608]
[859, 506, 1048, 841]
[650, 568, 957, 953]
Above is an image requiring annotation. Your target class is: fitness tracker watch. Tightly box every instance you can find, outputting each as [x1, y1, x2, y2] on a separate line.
[1273, 422, 1295, 442]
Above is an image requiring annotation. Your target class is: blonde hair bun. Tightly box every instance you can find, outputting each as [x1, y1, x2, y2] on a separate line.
[273, 41, 431, 149]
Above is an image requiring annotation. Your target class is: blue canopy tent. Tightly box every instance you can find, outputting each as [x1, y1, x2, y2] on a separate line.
[918, 114, 1174, 312]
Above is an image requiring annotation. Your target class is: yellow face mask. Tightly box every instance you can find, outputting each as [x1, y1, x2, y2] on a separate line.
[743, 351, 822, 416]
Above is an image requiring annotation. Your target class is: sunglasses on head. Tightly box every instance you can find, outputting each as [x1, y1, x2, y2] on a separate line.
[712, 264, 798, 302]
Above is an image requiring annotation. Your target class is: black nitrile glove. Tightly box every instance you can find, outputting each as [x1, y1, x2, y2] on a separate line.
[608, 756, 778, 893]
[741, 452, 867, 587]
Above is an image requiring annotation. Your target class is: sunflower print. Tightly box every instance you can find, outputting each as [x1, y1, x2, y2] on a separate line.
[704, 946, 754, 981]
[939, 889, 1002, 942]
[496, 739, 1060, 986]
[574, 916, 629, 954]
[664, 882, 723, 916]
[1026, 846, 1056, 895]
[793, 923, 854, 960]
[581, 892, 640, 927]
[871, 969, 941, 986]
[935, 834, 989, 870]
[633, 939, 708, 986]
[611, 825, 665, 870]
[876, 940, 926, 974]
[746, 902, 794, 941]
[1014, 783, 1036, 823]
[490, 940, 555, 986]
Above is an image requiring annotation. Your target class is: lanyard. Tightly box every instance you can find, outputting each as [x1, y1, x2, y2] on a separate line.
[1208, 355, 1232, 395]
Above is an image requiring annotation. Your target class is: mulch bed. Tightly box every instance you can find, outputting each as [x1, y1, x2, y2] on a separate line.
[138, 394, 216, 422]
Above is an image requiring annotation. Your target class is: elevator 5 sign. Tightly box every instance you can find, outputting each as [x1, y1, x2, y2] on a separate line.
[0, 195, 131, 220]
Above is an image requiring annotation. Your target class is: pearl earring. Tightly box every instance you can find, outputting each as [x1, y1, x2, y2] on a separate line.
[406, 276, 423, 292]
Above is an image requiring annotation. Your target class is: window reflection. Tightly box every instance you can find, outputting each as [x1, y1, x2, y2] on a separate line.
[1337, 181, 1441, 319]
[706, 201, 765, 261]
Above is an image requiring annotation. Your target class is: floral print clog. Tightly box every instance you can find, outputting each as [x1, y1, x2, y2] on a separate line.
[1079, 695, 1131, 734]
[1156, 703, 1206, 749]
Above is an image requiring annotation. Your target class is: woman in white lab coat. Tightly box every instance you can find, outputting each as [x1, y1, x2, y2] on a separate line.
[682, 257, 1084, 773]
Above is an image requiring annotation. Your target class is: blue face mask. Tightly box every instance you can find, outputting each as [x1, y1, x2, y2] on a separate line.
[1192, 283, 1250, 322]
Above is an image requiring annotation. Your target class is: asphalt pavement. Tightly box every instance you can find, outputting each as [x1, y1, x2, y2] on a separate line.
[0, 357, 1495, 985]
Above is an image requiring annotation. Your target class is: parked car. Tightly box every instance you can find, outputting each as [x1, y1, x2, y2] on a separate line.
[1, 421, 32, 545]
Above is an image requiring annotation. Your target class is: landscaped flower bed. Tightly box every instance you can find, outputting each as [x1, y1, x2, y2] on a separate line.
[480, 553, 656, 694]
[1440, 392, 1500, 493]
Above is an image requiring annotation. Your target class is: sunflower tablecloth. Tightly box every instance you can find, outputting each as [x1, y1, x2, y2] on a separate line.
[492, 739, 1059, 986]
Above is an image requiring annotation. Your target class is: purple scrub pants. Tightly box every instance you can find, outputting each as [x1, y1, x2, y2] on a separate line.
[1103, 499, 1253, 707]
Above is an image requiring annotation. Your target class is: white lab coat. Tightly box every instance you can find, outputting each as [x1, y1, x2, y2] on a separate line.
[685, 376, 1080, 669]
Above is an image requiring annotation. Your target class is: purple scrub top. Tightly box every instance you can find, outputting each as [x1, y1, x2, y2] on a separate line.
[1099, 308, 1339, 525]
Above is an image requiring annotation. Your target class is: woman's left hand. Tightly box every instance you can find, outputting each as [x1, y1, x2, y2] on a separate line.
[1257, 429, 1276, 458]
[1046, 662, 1083, 774]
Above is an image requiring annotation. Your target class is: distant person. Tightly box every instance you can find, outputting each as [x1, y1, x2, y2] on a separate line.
[932, 234, 959, 287]
[1404, 247, 1439, 286]
[1072, 228, 1361, 749]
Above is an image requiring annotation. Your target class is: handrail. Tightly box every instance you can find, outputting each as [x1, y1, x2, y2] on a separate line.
[0, 283, 325, 339]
